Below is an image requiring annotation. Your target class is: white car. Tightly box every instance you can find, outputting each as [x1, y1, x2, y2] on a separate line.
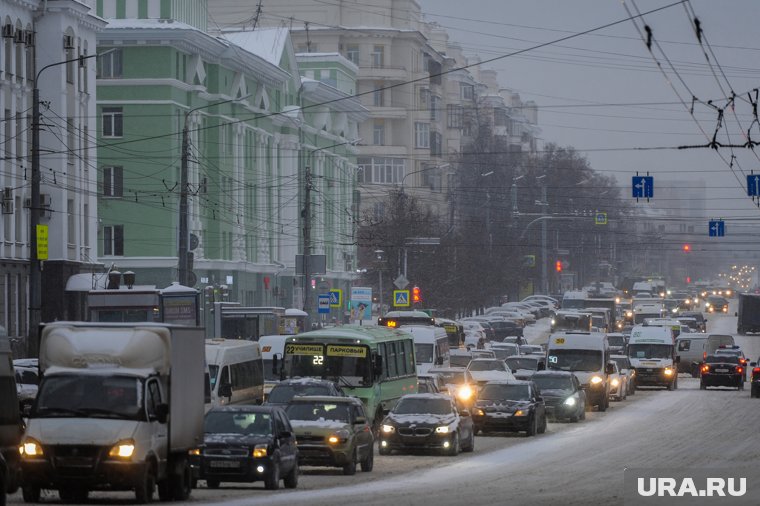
[522, 295, 559, 308]
[607, 360, 627, 401]
[466, 358, 515, 387]
[611, 354, 636, 396]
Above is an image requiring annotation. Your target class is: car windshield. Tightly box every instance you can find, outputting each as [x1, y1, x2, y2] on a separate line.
[205, 411, 272, 435]
[432, 370, 466, 385]
[478, 384, 530, 401]
[629, 344, 673, 359]
[612, 357, 630, 370]
[706, 355, 739, 364]
[468, 360, 505, 372]
[505, 357, 538, 371]
[285, 402, 350, 423]
[449, 355, 471, 368]
[547, 349, 603, 372]
[415, 343, 434, 364]
[533, 376, 574, 391]
[35, 374, 143, 420]
[607, 336, 626, 347]
[267, 384, 334, 404]
[393, 397, 452, 415]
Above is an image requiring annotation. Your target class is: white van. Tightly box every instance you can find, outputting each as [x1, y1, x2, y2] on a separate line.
[258, 334, 289, 397]
[404, 325, 450, 375]
[627, 325, 678, 390]
[675, 334, 708, 376]
[546, 332, 614, 411]
[633, 303, 664, 324]
[205, 338, 264, 407]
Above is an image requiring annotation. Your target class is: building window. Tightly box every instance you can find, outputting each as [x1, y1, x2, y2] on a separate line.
[447, 104, 463, 128]
[371, 45, 384, 68]
[373, 120, 385, 146]
[419, 88, 430, 110]
[346, 44, 359, 65]
[430, 95, 440, 121]
[65, 43, 75, 84]
[430, 132, 442, 156]
[460, 83, 474, 101]
[494, 108, 508, 127]
[373, 82, 384, 107]
[103, 225, 124, 256]
[102, 166, 123, 197]
[357, 157, 405, 184]
[102, 107, 123, 137]
[97, 48, 122, 78]
[67, 199, 75, 245]
[415, 123, 430, 148]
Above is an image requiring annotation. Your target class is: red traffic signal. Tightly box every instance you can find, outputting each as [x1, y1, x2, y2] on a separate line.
[555, 260, 562, 273]
[412, 286, 421, 304]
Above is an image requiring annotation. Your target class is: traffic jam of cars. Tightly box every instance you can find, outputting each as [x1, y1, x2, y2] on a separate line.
[2, 282, 757, 504]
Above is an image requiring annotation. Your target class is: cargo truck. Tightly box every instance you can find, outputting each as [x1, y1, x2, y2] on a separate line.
[19, 322, 205, 503]
[737, 293, 760, 335]
[1, 331, 23, 506]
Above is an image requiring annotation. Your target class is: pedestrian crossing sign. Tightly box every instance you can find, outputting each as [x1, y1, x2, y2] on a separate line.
[393, 290, 410, 307]
[329, 289, 343, 308]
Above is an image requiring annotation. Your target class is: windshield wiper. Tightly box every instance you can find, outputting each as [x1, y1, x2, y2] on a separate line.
[36, 407, 88, 417]
[77, 407, 127, 418]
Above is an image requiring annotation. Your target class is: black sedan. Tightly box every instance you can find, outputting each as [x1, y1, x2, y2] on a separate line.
[700, 355, 744, 390]
[472, 380, 547, 436]
[531, 371, 586, 422]
[190, 405, 299, 490]
[378, 394, 475, 456]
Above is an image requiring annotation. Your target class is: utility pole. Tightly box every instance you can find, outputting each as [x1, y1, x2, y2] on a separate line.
[302, 166, 312, 314]
[178, 120, 190, 286]
[29, 86, 41, 358]
[541, 184, 548, 294]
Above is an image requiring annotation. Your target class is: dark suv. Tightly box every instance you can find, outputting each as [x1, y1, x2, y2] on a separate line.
[264, 378, 344, 407]
[472, 380, 547, 436]
[191, 405, 298, 490]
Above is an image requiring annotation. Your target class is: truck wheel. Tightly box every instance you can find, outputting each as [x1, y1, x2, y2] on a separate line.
[170, 461, 192, 501]
[134, 466, 155, 504]
[22, 485, 41, 503]
[283, 461, 299, 489]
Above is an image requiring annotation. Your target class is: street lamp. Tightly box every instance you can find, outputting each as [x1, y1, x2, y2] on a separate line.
[400, 163, 450, 193]
[375, 250, 385, 315]
[28, 50, 114, 357]
[178, 94, 250, 287]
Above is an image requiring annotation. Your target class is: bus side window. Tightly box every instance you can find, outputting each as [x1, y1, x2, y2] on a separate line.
[403, 339, 414, 375]
[395, 341, 406, 377]
[376, 344, 387, 381]
[387, 342, 398, 378]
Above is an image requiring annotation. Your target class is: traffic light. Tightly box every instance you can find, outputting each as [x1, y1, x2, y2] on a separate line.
[412, 286, 421, 304]
[683, 244, 691, 252]
[555, 260, 562, 273]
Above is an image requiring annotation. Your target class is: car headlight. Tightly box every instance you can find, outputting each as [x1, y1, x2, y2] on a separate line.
[474, 408, 485, 416]
[563, 396, 577, 407]
[590, 376, 603, 385]
[327, 430, 349, 444]
[705, 302, 711, 307]
[188, 448, 201, 456]
[457, 385, 473, 401]
[513, 409, 527, 416]
[611, 378, 620, 387]
[435, 426, 449, 433]
[20, 438, 44, 458]
[381, 424, 395, 434]
[108, 439, 135, 459]
[252, 444, 268, 458]
[664, 368, 674, 376]
[671, 308, 678, 313]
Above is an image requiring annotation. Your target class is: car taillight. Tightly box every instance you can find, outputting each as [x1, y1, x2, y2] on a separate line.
[737, 367, 743, 374]
[701, 365, 710, 374]
[753, 367, 760, 374]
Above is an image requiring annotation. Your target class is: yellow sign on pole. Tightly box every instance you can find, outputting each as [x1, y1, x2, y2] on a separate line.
[36, 224, 48, 260]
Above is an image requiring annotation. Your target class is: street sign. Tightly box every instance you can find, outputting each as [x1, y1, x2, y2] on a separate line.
[748, 174, 760, 197]
[393, 290, 410, 307]
[632, 176, 653, 199]
[708, 220, 726, 237]
[318, 294, 330, 314]
[350, 287, 372, 321]
[36, 224, 48, 260]
[594, 212, 608, 225]
[329, 289, 343, 308]
[393, 274, 409, 290]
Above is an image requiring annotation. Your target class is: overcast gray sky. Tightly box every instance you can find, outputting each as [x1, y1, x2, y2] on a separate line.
[418, 0, 760, 226]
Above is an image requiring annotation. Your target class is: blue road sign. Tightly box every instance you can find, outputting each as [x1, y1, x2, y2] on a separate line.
[748, 174, 760, 197]
[318, 294, 330, 314]
[632, 176, 654, 199]
[393, 290, 410, 307]
[709, 220, 725, 237]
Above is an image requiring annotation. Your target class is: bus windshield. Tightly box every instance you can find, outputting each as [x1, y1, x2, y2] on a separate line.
[629, 344, 673, 360]
[415, 343, 434, 364]
[284, 343, 371, 387]
[547, 349, 602, 372]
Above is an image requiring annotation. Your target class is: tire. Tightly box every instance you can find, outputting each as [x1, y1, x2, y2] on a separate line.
[446, 433, 460, 456]
[752, 385, 760, 398]
[170, 461, 192, 501]
[525, 416, 536, 437]
[342, 449, 357, 476]
[22, 486, 41, 504]
[462, 431, 475, 453]
[538, 415, 547, 434]
[597, 397, 607, 412]
[264, 461, 280, 490]
[700, 381, 706, 390]
[283, 461, 299, 489]
[360, 445, 374, 472]
[134, 466, 155, 504]
[206, 479, 220, 489]
[738, 382, 744, 391]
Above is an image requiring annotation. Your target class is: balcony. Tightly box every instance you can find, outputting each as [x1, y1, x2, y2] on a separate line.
[359, 66, 408, 81]
[365, 105, 408, 119]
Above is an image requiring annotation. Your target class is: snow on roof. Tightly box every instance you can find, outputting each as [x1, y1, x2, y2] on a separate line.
[104, 18, 197, 31]
[223, 28, 289, 66]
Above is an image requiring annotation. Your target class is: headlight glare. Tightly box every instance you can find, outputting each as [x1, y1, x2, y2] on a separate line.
[20, 438, 44, 457]
[435, 426, 449, 433]
[457, 385, 473, 401]
[590, 376, 603, 385]
[664, 368, 674, 376]
[381, 424, 395, 433]
[252, 444, 268, 458]
[563, 396, 576, 406]
[108, 439, 135, 459]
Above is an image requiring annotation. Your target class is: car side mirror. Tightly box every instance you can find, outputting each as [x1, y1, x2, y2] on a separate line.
[435, 356, 444, 366]
[22, 404, 32, 418]
[675, 356, 681, 363]
[279, 430, 292, 439]
[156, 403, 169, 424]
[218, 383, 233, 399]
[605, 363, 615, 375]
[458, 409, 470, 417]
[354, 417, 367, 425]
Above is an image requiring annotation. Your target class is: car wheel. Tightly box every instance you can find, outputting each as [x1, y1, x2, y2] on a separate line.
[447, 433, 460, 456]
[342, 449, 357, 475]
[22, 486, 41, 504]
[361, 445, 374, 472]
[206, 479, 220, 489]
[134, 465, 155, 504]
[264, 460, 280, 490]
[700, 381, 706, 390]
[283, 461, 299, 489]
[751, 384, 760, 398]
[525, 415, 536, 437]
[598, 398, 607, 412]
[378, 443, 391, 456]
[462, 431, 475, 453]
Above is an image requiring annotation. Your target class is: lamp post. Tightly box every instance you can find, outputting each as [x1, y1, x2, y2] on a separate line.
[28, 50, 111, 357]
[400, 163, 450, 193]
[374, 250, 385, 315]
[178, 95, 250, 287]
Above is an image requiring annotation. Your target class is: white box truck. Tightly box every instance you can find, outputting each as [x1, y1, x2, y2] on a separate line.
[628, 325, 679, 390]
[19, 322, 205, 503]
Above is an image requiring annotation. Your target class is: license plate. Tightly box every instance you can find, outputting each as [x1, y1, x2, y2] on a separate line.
[715, 368, 729, 373]
[209, 460, 240, 468]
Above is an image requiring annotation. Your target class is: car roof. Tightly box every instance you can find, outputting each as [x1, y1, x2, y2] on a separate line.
[399, 393, 453, 401]
[207, 405, 283, 414]
[481, 379, 532, 386]
[428, 367, 467, 373]
[274, 378, 337, 386]
[287, 395, 362, 405]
